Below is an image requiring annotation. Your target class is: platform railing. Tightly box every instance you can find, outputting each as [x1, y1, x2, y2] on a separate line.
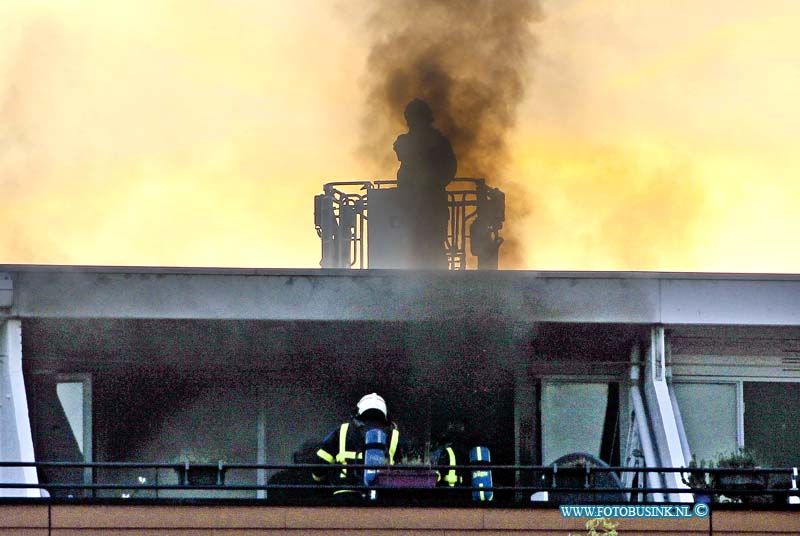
[315, 178, 504, 270]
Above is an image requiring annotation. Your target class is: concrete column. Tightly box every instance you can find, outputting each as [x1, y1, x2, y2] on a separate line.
[0, 319, 41, 497]
[514, 369, 537, 501]
[624, 344, 666, 502]
[643, 326, 692, 502]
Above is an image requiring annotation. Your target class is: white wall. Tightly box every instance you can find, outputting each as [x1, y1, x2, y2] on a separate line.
[0, 319, 40, 497]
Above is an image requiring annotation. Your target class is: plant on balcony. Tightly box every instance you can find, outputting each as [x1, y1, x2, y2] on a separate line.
[715, 448, 758, 469]
[712, 448, 768, 503]
[681, 456, 712, 503]
[570, 517, 619, 536]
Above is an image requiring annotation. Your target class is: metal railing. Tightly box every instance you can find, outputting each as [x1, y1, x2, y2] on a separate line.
[314, 178, 504, 270]
[2, 461, 798, 506]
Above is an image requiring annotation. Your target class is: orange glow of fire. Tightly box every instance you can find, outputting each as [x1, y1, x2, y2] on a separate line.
[2, 1, 800, 272]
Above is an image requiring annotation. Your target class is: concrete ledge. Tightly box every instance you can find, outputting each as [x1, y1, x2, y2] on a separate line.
[484, 508, 584, 531]
[284, 506, 483, 530]
[0, 504, 48, 527]
[50, 530, 452, 536]
[51, 505, 285, 529]
[712, 510, 800, 533]
[3, 503, 799, 534]
[51, 532, 293, 536]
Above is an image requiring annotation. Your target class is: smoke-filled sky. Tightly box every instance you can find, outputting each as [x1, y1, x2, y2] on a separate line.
[2, 0, 800, 272]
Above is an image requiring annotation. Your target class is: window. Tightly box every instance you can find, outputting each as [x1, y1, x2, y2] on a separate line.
[29, 374, 92, 496]
[672, 382, 738, 463]
[743, 382, 800, 466]
[541, 381, 620, 465]
[56, 381, 90, 457]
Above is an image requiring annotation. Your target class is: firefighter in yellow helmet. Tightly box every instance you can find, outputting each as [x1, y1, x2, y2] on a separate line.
[312, 393, 401, 498]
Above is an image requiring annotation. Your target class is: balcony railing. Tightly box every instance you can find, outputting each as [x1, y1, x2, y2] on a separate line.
[1, 461, 798, 506]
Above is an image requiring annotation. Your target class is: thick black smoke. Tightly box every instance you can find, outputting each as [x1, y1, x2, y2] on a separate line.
[360, 0, 541, 267]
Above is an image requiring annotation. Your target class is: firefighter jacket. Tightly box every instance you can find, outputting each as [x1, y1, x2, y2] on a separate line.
[312, 417, 400, 490]
[432, 441, 469, 487]
[393, 126, 457, 194]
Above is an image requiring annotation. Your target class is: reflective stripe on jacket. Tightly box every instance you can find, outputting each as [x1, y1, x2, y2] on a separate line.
[313, 420, 400, 484]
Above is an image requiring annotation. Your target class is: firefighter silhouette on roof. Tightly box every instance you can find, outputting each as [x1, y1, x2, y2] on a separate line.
[393, 99, 457, 269]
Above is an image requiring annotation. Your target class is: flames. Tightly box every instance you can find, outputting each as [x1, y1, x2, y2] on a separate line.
[2, 1, 799, 272]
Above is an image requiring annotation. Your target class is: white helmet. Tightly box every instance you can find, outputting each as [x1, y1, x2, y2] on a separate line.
[357, 392, 387, 418]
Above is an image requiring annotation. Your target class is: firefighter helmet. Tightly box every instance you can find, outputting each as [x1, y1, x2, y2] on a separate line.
[357, 392, 387, 418]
